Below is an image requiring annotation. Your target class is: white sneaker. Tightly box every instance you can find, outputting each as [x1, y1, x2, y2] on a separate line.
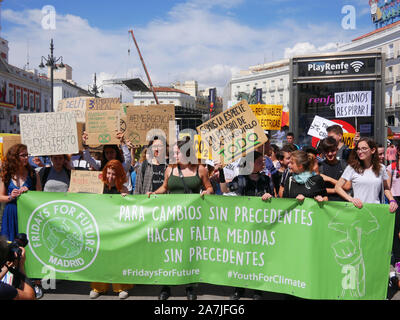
[119, 290, 129, 299]
[89, 290, 100, 299]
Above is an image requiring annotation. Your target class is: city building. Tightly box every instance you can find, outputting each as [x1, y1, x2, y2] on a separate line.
[0, 37, 51, 133]
[227, 59, 290, 112]
[338, 20, 400, 128]
[50, 64, 92, 111]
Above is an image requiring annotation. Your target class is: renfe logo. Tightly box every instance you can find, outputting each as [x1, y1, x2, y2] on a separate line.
[307, 61, 364, 73]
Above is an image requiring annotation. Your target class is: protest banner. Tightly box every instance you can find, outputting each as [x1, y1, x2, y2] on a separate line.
[19, 112, 79, 156]
[86, 97, 121, 111]
[0, 134, 21, 160]
[85, 110, 120, 145]
[335, 91, 372, 118]
[18, 192, 393, 300]
[250, 105, 283, 131]
[57, 97, 90, 123]
[343, 132, 356, 149]
[197, 100, 268, 165]
[125, 104, 175, 145]
[68, 170, 104, 194]
[308, 115, 342, 140]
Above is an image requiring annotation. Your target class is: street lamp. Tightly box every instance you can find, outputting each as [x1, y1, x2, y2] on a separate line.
[39, 38, 65, 112]
[88, 73, 104, 98]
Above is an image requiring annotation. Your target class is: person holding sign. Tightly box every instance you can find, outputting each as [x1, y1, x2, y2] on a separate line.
[0, 144, 41, 242]
[147, 139, 213, 301]
[82, 131, 132, 191]
[282, 150, 327, 203]
[90, 160, 133, 299]
[335, 138, 398, 212]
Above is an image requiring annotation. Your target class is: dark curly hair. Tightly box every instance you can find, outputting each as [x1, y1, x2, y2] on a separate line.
[0, 144, 35, 187]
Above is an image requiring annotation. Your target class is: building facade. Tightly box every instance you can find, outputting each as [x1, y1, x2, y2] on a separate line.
[0, 37, 51, 133]
[228, 59, 290, 112]
[339, 21, 400, 127]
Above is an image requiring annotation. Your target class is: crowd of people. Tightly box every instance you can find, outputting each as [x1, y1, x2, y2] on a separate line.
[0, 125, 399, 300]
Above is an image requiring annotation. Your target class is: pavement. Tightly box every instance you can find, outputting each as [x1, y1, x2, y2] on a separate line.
[39, 280, 400, 300]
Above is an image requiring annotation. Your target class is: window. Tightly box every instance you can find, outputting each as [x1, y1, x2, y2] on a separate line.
[388, 115, 395, 126]
[23, 92, 28, 110]
[29, 93, 34, 111]
[16, 91, 21, 109]
[8, 89, 14, 104]
[35, 96, 40, 112]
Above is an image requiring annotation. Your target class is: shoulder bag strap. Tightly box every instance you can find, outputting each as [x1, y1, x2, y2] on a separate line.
[177, 165, 191, 194]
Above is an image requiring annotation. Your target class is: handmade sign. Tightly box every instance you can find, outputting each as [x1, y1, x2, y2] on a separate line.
[57, 97, 90, 123]
[0, 134, 21, 160]
[307, 116, 343, 140]
[335, 91, 372, 118]
[19, 112, 78, 156]
[86, 98, 121, 111]
[250, 105, 283, 131]
[85, 110, 120, 145]
[68, 170, 104, 194]
[125, 104, 175, 145]
[197, 100, 268, 165]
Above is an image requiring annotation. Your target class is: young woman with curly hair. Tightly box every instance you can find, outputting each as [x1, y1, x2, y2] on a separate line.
[0, 144, 41, 241]
[89, 159, 133, 299]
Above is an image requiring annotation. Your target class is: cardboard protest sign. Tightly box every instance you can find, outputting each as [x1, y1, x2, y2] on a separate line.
[68, 170, 104, 194]
[307, 116, 342, 140]
[126, 104, 175, 145]
[85, 110, 120, 145]
[194, 134, 212, 160]
[197, 100, 268, 165]
[250, 104, 283, 130]
[0, 134, 21, 160]
[335, 91, 372, 118]
[343, 132, 356, 149]
[86, 98, 121, 111]
[57, 97, 90, 123]
[19, 112, 79, 156]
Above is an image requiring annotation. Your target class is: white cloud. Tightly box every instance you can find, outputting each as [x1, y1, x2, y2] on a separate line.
[284, 42, 339, 58]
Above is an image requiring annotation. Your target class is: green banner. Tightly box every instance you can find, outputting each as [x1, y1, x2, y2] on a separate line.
[17, 191, 394, 300]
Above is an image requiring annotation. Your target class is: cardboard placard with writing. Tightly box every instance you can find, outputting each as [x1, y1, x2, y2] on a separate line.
[250, 104, 283, 131]
[197, 100, 268, 165]
[19, 112, 79, 156]
[0, 134, 21, 160]
[57, 97, 90, 123]
[126, 104, 175, 145]
[307, 116, 343, 140]
[86, 98, 121, 111]
[68, 170, 104, 194]
[85, 110, 120, 145]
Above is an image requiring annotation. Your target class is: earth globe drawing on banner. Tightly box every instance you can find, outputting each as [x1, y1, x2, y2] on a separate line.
[42, 217, 84, 259]
[311, 119, 356, 149]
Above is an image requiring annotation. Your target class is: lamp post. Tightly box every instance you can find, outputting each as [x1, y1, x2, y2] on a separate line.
[88, 73, 104, 98]
[39, 38, 65, 112]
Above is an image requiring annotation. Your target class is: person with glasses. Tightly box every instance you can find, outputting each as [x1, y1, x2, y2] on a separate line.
[335, 138, 398, 212]
[0, 144, 41, 241]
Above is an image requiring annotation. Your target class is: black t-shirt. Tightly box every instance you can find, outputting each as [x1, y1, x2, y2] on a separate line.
[0, 282, 17, 300]
[228, 174, 273, 197]
[152, 164, 166, 192]
[319, 160, 346, 201]
[283, 174, 327, 199]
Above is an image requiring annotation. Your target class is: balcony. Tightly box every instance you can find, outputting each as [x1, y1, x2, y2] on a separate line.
[386, 76, 395, 84]
[277, 84, 285, 91]
[269, 86, 276, 92]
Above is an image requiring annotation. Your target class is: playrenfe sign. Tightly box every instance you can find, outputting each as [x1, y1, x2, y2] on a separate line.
[298, 58, 375, 77]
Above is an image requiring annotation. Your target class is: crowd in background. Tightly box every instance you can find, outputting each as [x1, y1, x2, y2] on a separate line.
[0, 125, 399, 300]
